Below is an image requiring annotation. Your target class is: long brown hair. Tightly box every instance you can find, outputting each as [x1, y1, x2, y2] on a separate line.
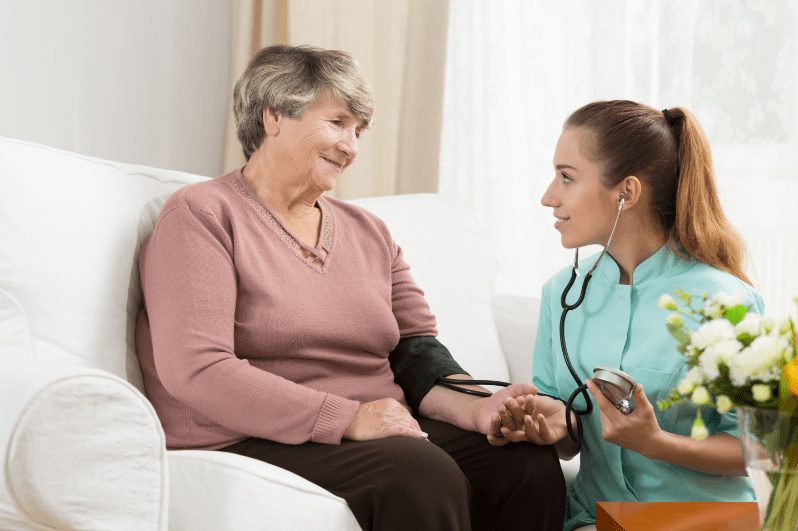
[565, 100, 752, 285]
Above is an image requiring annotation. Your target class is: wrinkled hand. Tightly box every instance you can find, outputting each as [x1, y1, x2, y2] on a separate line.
[586, 379, 661, 453]
[343, 398, 428, 441]
[468, 383, 538, 446]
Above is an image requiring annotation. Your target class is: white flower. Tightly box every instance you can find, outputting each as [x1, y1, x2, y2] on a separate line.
[728, 349, 756, 386]
[667, 314, 683, 327]
[659, 294, 678, 311]
[758, 365, 784, 383]
[685, 367, 704, 384]
[734, 312, 762, 338]
[704, 299, 723, 319]
[691, 386, 711, 405]
[715, 395, 734, 414]
[750, 335, 789, 366]
[704, 292, 745, 319]
[752, 384, 772, 402]
[761, 316, 776, 334]
[727, 335, 789, 386]
[691, 413, 709, 440]
[716, 291, 747, 308]
[691, 319, 736, 350]
[699, 339, 742, 380]
[677, 379, 695, 395]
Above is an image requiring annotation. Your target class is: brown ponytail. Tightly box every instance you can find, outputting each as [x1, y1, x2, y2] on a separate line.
[668, 107, 751, 285]
[565, 101, 752, 286]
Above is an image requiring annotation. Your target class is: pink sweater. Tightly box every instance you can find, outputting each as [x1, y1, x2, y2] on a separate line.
[136, 169, 438, 450]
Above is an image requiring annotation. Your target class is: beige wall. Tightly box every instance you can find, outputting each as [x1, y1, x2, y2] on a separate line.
[0, 0, 231, 177]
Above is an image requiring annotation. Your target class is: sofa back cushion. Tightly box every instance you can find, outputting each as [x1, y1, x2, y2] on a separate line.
[0, 137, 206, 394]
[0, 136, 508, 395]
[350, 195, 508, 381]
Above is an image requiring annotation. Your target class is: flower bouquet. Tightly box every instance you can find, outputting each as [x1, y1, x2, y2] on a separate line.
[657, 289, 798, 530]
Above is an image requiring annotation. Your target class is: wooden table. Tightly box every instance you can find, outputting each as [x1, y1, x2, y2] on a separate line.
[595, 502, 759, 531]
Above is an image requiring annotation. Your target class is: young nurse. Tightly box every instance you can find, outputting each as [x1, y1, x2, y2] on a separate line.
[497, 101, 763, 530]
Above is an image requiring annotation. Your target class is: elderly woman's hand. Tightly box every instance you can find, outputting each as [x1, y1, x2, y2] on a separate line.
[343, 398, 429, 441]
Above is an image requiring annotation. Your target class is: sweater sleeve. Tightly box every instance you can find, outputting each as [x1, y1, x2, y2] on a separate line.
[140, 202, 359, 445]
[389, 243, 438, 337]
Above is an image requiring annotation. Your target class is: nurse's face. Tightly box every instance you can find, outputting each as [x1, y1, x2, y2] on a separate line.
[541, 128, 622, 249]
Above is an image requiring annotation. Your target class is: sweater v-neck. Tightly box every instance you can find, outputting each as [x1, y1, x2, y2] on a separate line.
[228, 171, 335, 273]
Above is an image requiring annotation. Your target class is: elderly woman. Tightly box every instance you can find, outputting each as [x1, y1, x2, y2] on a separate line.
[136, 45, 565, 531]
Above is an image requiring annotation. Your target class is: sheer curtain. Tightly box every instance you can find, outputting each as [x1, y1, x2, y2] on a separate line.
[440, 0, 798, 317]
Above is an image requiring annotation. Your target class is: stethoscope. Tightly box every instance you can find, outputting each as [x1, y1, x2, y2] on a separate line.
[437, 193, 637, 444]
[558, 193, 637, 443]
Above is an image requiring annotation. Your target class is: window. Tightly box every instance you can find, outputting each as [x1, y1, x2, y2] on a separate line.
[440, 0, 798, 316]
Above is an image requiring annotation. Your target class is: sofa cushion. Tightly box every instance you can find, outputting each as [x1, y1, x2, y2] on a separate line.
[351, 194, 509, 382]
[168, 451, 360, 531]
[0, 136, 207, 394]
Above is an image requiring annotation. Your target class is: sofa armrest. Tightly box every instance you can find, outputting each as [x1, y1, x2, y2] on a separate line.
[0, 361, 168, 531]
[492, 294, 540, 383]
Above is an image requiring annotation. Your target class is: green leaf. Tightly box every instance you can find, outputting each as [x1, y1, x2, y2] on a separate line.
[667, 323, 692, 355]
[736, 332, 754, 347]
[724, 304, 748, 325]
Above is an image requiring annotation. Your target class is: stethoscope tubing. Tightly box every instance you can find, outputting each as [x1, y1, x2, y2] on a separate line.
[437, 195, 627, 443]
[560, 194, 625, 443]
[561, 269, 594, 442]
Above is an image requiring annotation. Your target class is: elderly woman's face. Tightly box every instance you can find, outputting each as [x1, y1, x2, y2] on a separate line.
[277, 91, 362, 192]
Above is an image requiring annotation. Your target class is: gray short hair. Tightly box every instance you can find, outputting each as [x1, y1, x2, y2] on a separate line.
[233, 45, 375, 161]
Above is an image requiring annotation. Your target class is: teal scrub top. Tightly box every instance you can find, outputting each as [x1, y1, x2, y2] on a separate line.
[532, 245, 763, 531]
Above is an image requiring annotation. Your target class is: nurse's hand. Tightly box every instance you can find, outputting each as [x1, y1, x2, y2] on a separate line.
[474, 383, 537, 446]
[586, 379, 661, 454]
[490, 395, 567, 444]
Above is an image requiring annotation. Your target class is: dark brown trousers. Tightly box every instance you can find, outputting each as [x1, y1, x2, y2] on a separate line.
[220, 417, 566, 531]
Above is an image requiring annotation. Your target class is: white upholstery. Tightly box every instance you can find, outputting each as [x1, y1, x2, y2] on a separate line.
[0, 135, 571, 529]
[0, 362, 168, 531]
[0, 136, 206, 395]
[168, 451, 359, 531]
[350, 195, 509, 382]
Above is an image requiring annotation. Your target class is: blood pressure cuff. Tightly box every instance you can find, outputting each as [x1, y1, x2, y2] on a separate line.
[389, 336, 469, 415]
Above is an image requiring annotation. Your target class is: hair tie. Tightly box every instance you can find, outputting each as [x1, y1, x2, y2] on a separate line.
[662, 108, 675, 127]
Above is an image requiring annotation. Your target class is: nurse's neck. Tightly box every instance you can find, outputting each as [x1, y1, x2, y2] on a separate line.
[607, 224, 667, 286]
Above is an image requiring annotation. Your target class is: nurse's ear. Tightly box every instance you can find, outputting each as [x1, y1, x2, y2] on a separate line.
[618, 176, 642, 210]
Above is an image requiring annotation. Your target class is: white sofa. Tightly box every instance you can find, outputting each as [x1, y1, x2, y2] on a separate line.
[0, 136, 577, 530]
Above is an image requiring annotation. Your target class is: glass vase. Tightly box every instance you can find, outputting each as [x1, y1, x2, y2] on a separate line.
[738, 406, 798, 531]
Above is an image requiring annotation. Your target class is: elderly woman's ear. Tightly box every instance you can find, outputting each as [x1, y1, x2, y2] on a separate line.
[262, 108, 282, 137]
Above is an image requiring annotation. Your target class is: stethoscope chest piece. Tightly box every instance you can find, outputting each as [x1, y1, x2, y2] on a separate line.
[592, 365, 637, 415]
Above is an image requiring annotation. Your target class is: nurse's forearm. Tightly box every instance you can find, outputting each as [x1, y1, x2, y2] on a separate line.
[641, 431, 747, 476]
